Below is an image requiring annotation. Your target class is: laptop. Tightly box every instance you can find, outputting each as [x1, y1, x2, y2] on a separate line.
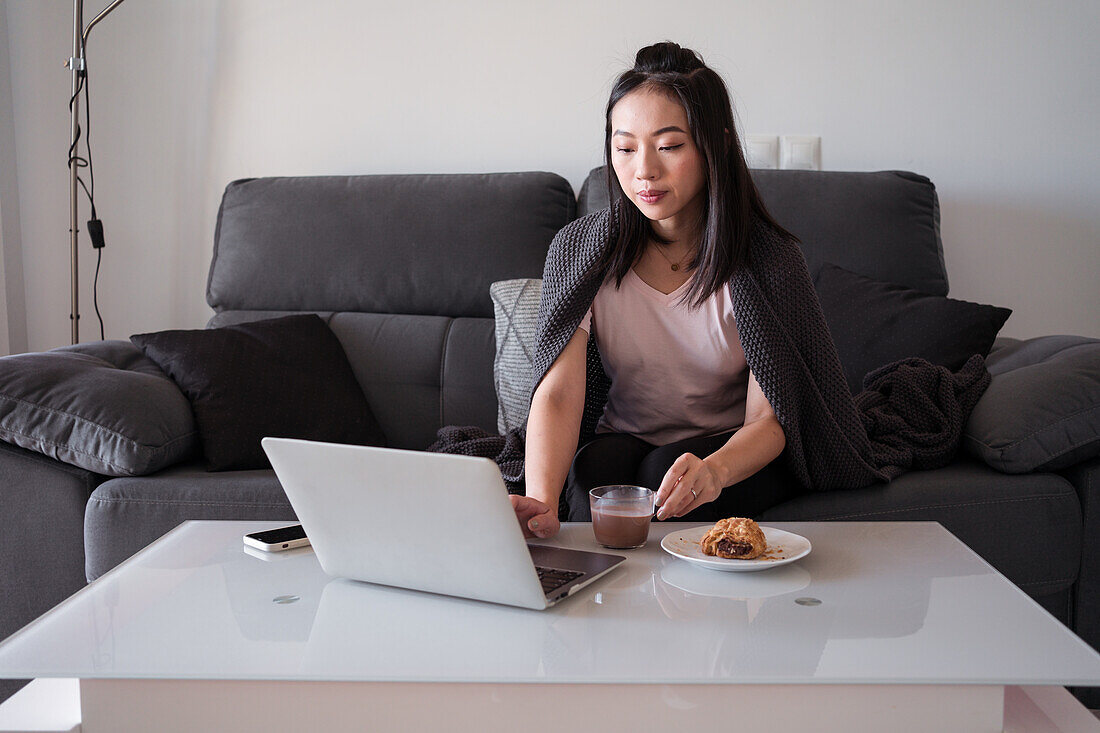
[260, 437, 625, 610]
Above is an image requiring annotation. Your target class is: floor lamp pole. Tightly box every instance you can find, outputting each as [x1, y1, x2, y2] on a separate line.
[67, 0, 125, 345]
[68, 0, 83, 344]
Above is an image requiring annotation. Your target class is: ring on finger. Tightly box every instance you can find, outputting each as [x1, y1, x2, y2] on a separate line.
[690, 488, 698, 501]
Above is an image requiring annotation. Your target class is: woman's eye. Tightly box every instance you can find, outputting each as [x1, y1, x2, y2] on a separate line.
[615, 143, 682, 153]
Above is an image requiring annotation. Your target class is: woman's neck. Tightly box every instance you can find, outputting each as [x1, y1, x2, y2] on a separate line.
[648, 236, 696, 265]
[651, 216, 701, 247]
[648, 190, 706, 244]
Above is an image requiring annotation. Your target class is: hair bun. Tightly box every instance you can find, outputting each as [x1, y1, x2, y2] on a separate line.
[633, 41, 705, 74]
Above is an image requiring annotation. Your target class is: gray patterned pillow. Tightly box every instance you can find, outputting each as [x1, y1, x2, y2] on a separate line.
[490, 279, 542, 434]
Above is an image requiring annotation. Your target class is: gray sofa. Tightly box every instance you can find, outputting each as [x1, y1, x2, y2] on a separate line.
[0, 168, 1097, 705]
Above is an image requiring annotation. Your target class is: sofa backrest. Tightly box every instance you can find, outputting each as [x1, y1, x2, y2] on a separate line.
[207, 172, 576, 449]
[208, 172, 575, 318]
[578, 167, 948, 296]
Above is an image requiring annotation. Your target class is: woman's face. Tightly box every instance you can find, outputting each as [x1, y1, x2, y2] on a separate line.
[610, 87, 707, 234]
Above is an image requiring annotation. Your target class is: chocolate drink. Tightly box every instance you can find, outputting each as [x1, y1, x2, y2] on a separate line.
[592, 506, 652, 548]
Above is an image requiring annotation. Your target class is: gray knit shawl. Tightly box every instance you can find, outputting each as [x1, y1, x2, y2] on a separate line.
[527, 199, 990, 492]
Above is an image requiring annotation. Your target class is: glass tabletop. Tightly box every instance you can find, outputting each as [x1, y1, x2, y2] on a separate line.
[1, 520, 1098, 686]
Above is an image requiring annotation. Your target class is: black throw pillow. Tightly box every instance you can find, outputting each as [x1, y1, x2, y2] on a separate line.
[131, 314, 386, 471]
[814, 263, 1012, 394]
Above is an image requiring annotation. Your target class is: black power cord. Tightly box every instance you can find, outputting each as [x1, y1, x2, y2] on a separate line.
[66, 9, 106, 341]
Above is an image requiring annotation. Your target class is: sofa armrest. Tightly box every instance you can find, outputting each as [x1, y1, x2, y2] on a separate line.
[964, 335, 1100, 473]
[1059, 456, 1100, 706]
[0, 440, 102, 701]
[0, 340, 198, 476]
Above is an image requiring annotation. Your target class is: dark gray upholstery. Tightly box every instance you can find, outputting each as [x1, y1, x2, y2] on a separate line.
[987, 334, 1075, 374]
[576, 167, 611, 221]
[441, 318, 498, 434]
[326, 312, 450, 450]
[208, 310, 336, 328]
[331, 313, 497, 449]
[206, 317, 498, 453]
[85, 463, 293, 580]
[1063, 456, 1100, 707]
[759, 458, 1081, 599]
[208, 172, 575, 318]
[966, 335, 1100, 472]
[0, 340, 198, 476]
[578, 167, 947, 295]
[753, 169, 946, 295]
[0, 441, 102, 701]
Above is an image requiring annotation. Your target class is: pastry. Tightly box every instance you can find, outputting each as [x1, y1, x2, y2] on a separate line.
[699, 517, 766, 559]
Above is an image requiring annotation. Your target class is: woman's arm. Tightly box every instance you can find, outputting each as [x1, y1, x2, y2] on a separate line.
[655, 370, 786, 519]
[519, 327, 590, 537]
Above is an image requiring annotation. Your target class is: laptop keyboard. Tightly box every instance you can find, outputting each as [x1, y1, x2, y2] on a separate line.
[536, 566, 583, 595]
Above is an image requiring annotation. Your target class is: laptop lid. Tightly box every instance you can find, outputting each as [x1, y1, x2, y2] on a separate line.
[261, 438, 618, 610]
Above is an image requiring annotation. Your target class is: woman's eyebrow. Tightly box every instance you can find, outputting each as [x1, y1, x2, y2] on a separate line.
[613, 125, 688, 138]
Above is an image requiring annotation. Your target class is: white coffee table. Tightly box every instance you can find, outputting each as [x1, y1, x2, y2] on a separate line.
[0, 520, 1098, 732]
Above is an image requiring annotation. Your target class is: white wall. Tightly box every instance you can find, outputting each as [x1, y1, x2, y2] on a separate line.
[3, 0, 1098, 352]
[0, 1, 27, 354]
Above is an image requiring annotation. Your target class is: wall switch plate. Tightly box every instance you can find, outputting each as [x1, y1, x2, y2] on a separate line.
[746, 135, 779, 169]
[779, 135, 821, 170]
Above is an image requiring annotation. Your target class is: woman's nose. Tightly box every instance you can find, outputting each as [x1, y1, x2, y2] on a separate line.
[635, 147, 659, 180]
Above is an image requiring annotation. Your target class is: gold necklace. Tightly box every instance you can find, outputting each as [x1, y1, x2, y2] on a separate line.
[652, 244, 694, 272]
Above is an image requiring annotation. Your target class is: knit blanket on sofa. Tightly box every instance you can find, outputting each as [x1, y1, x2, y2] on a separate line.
[430, 201, 990, 494]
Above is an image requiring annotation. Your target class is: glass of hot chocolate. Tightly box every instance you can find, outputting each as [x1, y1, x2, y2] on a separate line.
[589, 485, 656, 549]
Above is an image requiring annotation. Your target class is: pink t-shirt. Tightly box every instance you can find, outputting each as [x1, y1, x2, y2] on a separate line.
[578, 269, 749, 445]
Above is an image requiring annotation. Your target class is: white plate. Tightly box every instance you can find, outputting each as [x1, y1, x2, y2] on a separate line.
[660, 525, 811, 572]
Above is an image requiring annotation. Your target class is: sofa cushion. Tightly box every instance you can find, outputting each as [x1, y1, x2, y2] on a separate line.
[814, 263, 1011, 393]
[207, 172, 574, 319]
[491, 278, 541, 434]
[205, 311, 499, 450]
[84, 463, 291, 580]
[965, 335, 1100, 473]
[0, 340, 198, 476]
[131, 314, 386, 471]
[440, 317, 499, 436]
[329, 313, 498, 449]
[578, 167, 949, 296]
[758, 458, 1081, 600]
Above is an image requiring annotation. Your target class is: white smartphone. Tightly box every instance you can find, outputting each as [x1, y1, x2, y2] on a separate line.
[243, 524, 310, 552]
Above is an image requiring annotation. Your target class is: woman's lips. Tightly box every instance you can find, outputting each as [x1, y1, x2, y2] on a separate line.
[637, 190, 667, 204]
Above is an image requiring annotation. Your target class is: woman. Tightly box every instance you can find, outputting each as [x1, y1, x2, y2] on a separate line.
[512, 41, 808, 540]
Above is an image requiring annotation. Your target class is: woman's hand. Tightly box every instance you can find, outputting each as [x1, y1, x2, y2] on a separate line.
[510, 494, 560, 539]
[653, 370, 787, 520]
[655, 453, 723, 519]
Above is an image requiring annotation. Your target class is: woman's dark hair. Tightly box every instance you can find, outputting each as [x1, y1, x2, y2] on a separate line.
[601, 41, 797, 307]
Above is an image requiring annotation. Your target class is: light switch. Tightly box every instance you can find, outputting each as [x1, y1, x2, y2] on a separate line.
[779, 135, 821, 170]
[746, 135, 779, 169]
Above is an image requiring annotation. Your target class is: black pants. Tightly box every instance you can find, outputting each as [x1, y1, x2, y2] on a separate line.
[564, 431, 800, 522]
